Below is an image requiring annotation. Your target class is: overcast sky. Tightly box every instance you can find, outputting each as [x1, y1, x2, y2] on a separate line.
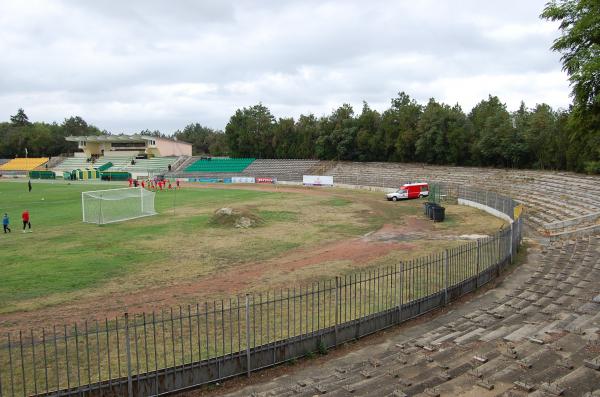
[0, 0, 570, 134]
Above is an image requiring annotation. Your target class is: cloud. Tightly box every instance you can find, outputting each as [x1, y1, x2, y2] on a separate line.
[0, 0, 570, 133]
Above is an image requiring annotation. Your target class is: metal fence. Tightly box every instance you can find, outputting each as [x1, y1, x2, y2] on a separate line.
[0, 186, 523, 397]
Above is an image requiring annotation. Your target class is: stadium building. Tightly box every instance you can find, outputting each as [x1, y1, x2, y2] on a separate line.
[66, 134, 192, 158]
[29, 135, 196, 179]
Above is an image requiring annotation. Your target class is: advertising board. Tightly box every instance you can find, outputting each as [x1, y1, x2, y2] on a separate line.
[303, 175, 333, 186]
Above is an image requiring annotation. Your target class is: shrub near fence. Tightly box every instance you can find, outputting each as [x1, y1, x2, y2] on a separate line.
[0, 186, 523, 397]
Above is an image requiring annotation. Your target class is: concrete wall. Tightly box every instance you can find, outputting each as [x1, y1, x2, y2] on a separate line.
[458, 198, 513, 224]
[151, 137, 192, 157]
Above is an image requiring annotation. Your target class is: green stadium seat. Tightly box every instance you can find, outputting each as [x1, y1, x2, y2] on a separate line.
[185, 158, 255, 173]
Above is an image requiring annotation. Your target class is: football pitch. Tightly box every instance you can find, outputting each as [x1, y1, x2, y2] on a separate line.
[0, 180, 506, 331]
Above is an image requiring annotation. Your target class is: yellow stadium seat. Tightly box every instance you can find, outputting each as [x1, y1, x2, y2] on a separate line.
[0, 158, 49, 171]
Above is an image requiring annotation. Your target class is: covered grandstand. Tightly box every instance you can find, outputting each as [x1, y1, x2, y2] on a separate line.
[51, 155, 178, 178]
[66, 134, 192, 157]
[49, 134, 190, 178]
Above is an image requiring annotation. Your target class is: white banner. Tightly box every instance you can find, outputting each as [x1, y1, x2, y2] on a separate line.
[303, 175, 333, 186]
[232, 177, 256, 184]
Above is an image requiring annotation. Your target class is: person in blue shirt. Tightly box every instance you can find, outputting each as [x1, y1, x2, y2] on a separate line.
[2, 213, 10, 233]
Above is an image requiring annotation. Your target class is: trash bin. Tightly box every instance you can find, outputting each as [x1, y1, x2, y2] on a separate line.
[423, 202, 431, 215]
[432, 206, 445, 222]
[427, 203, 439, 219]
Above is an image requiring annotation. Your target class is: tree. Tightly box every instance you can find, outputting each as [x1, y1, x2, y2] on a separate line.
[521, 103, 559, 169]
[63, 116, 102, 137]
[10, 108, 30, 126]
[415, 100, 471, 165]
[272, 118, 296, 159]
[355, 102, 381, 161]
[174, 123, 228, 155]
[541, 0, 600, 173]
[295, 114, 319, 159]
[225, 104, 275, 158]
[379, 92, 422, 162]
[541, 0, 600, 110]
[315, 104, 357, 160]
[446, 105, 474, 166]
[469, 95, 514, 167]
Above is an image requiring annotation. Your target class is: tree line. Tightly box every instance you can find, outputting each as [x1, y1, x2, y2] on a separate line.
[0, 110, 104, 158]
[0, 90, 596, 174]
[223, 94, 596, 172]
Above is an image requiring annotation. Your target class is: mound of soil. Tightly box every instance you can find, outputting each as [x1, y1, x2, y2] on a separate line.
[209, 207, 263, 228]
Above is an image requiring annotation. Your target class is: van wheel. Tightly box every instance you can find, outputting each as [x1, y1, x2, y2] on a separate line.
[392, 197, 398, 202]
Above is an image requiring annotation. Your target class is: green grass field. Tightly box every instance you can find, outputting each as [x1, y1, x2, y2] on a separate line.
[0, 183, 264, 298]
[0, 180, 506, 329]
[0, 181, 379, 313]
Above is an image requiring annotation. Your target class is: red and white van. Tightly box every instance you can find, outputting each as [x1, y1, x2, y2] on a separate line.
[386, 182, 429, 201]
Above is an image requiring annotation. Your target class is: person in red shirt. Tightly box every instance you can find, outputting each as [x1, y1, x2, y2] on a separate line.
[168, 182, 172, 190]
[128, 178, 133, 187]
[21, 210, 31, 233]
[176, 180, 180, 189]
[141, 180, 145, 189]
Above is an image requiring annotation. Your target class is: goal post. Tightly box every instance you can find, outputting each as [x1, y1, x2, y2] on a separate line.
[82, 187, 157, 225]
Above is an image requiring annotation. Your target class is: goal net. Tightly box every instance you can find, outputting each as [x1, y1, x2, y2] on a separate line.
[82, 187, 157, 225]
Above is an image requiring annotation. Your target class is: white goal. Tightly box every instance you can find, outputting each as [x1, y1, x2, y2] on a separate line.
[82, 187, 157, 225]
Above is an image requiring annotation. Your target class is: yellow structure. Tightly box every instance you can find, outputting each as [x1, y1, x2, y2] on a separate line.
[0, 158, 49, 171]
[514, 204, 524, 220]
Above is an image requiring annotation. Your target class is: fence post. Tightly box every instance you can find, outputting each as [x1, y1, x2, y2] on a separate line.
[509, 222, 514, 264]
[124, 313, 134, 397]
[517, 217, 520, 246]
[476, 239, 481, 288]
[398, 262, 404, 324]
[496, 234, 501, 276]
[245, 294, 251, 378]
[444, 250, 449, 305]
[334, 277, 339, 347]
[499, 229, 503, 261]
